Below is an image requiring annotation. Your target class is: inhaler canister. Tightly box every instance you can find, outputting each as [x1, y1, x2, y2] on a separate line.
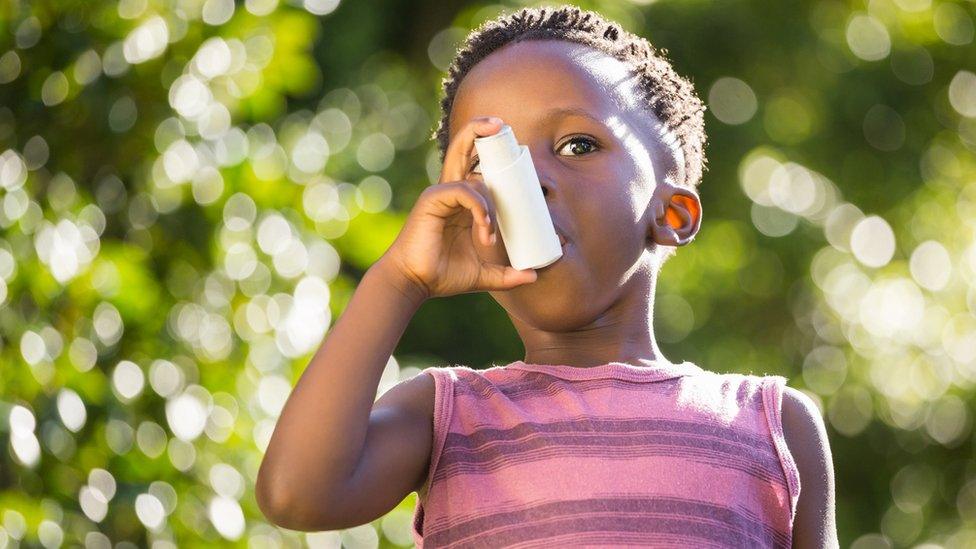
[474, 125, 562, 271]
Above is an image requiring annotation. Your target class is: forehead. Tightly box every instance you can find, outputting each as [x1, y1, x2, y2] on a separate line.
[450, 39, 644, 133]
[449, 39, 679, 181]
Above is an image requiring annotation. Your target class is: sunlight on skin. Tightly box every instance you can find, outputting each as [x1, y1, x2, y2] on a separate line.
[571, 47, 686, 188]
[444, 38, 707, 370]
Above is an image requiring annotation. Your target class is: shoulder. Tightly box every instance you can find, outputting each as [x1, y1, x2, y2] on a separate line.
[779, 385, 839, 548]
[374, 368, 436, 420]
[780, 386, 831, 467]
[378, 365, 487, 412]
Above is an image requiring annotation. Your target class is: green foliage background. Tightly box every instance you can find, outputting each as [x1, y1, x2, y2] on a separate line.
[1, 0, 976, 546]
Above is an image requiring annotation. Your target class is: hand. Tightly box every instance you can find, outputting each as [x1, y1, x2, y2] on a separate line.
[375, 116, 538, 301]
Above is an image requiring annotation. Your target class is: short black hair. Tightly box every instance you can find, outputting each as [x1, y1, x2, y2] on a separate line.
[432, 4, 709, 192]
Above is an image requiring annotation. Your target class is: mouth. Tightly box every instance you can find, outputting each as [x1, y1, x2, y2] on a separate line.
[554, 223, 569, 247]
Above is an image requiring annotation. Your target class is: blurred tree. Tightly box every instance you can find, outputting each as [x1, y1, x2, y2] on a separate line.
[1, 0, 975, 547]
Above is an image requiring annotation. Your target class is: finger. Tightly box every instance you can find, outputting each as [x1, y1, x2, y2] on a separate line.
[461, 179, 498, 245]
[440, 116, 505, 184]
[477, 262, 537, 290]
[427, 183, 493, 236]
[479, 212, 494, 247]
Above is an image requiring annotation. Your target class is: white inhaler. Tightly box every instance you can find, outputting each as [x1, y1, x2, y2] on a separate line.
[473, 124, 562, 270]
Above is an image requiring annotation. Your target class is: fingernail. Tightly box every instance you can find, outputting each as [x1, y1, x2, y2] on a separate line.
[489, 117, 503, 125]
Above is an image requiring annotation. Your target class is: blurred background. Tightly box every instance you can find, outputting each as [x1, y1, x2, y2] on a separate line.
[1, 0, 975, 546]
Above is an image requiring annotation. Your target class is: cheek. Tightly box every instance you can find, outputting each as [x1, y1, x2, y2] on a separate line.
[571, 152, 649, 273]
[579, 157, 647, 243]
[577, 192, 644, 271]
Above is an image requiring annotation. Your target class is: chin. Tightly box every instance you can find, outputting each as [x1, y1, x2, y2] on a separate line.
[496, 285, 595, 329]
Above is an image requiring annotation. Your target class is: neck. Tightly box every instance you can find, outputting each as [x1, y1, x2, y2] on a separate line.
[514, 265, 664, 369]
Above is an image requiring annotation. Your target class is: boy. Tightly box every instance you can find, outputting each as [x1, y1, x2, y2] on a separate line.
[257, 5, 837, 547]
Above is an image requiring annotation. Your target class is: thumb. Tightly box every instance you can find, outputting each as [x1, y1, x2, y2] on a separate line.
[477, 262, 538, 290]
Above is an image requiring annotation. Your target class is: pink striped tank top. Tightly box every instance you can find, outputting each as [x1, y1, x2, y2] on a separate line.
[410, 358, 801, 548]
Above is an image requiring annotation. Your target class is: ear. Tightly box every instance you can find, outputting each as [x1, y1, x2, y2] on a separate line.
[647, 179, 702, 247]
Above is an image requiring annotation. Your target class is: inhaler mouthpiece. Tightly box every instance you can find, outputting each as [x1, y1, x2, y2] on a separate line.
[474, 125, 562, 271]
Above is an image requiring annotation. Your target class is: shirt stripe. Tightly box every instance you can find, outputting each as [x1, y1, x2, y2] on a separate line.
[411, 360, 801, 548]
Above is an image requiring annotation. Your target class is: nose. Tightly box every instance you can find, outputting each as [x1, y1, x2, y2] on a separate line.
[528, 145, 555, 198]
[539, 170, 557, 199]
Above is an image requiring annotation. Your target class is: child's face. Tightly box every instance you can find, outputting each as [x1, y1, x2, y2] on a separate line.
[448, 39, 686, 334]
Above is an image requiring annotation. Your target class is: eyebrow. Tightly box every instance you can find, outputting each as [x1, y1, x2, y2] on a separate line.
[536, 106, 605, 127]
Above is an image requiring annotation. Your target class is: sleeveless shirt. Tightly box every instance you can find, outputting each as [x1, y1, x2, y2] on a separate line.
[410, 358, 801, 548]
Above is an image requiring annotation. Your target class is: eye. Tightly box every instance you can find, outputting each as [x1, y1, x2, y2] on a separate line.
[556, 135, 599, 157]
[468, 135, 599, 174]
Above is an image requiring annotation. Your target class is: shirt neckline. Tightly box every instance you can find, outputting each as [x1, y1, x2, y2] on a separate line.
[502, 357, 704, 382]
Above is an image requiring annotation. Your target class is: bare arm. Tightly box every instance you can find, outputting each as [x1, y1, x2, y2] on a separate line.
[782, 387, 839, 549]
[255, 260, 429, 531]
[255, 116, 536, 531]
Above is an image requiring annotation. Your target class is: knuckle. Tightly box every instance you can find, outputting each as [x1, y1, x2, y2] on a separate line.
[470, 178, 490, 196]
[468, 181, 493, 209]
[419, 184, 448, 203]
[467, 116, 492, 127]
[463, 116, 497, 135]
[460, 182, 486, 204]
[449, 181, 470, 193]
[437, 181, 470, 200]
